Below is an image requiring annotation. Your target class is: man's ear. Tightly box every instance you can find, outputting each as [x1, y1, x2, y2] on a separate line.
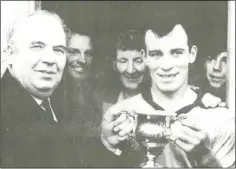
[5, 41, 19, 68]
[189, 45, 198, 64]
[140, 49, 146, 58]
[112, 60, 117, 71]
[4, 44, 14, 67]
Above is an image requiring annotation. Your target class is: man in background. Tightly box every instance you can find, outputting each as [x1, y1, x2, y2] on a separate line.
[102, 29, 147, 113]
[51, 30, 103, 167]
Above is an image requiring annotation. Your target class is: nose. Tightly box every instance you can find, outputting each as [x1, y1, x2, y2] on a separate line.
[213, 59, 222, 71]
[78, 53, 86, 64]
[42, 48, 57, 65]
[160, 56, 173, 71]
[126, 61, 135, 74]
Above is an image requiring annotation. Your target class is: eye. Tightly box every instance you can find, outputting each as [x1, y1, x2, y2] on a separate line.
[134, 58, 143, 64]
[30, 45, 44, 50]
[221, 57, 227, 63]
[54, 48, 65, 55]
[85, 51, 93, 58]
[117, 58, 127, 63]
[148, 51, 163, 59]
[85, 54, 93, 59]
[171, 50, 184, 57]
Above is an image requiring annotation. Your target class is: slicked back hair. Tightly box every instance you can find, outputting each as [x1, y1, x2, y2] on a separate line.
[6, 9, 71, 53]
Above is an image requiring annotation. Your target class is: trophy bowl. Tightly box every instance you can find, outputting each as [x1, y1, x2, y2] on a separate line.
[134, 111, 176, 168]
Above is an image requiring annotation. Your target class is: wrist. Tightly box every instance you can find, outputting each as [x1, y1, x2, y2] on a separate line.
[101, 134, 122, 156]
[199, 151, 221, 167]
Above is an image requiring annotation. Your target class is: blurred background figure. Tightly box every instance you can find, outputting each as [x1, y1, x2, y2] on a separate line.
[50, 30, 103, 167]
[205, 51, 227, 101]
[54, 29, 102, 137]
[193, 27, 228, 102]
[67, 31, 93, 80]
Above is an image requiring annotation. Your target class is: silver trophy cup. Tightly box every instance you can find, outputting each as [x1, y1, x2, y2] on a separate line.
[133, 111, 176, 168]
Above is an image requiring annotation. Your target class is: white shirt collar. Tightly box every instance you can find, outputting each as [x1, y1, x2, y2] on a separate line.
[32, 96, 43, 105]
[31, 96, 58, 123]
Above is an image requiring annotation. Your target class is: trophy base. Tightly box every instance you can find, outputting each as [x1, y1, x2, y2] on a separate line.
[140, 161, 163, 168]
[140, 160, 156, 168]
[140, 154, 157, 168]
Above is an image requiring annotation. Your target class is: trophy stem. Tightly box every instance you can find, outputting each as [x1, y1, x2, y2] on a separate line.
[140, 147, 156, 168]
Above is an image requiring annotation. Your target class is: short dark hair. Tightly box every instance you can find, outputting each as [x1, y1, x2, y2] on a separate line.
[116, 29, 145, 52]
[68, 30, 93, 48]
[144, 10, 195, 49]
[202, 30, 227, 61]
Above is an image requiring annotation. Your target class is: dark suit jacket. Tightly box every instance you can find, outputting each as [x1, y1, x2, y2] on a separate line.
[0, 71, 86, 167]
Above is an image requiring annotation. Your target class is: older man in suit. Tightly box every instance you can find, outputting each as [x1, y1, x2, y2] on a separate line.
[0, 10, 83, 167]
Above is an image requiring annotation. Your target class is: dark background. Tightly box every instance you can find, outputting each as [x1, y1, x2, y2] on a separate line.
[42, 1, 228, 86]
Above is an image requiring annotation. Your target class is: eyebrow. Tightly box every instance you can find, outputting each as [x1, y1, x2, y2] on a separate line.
[30, 41, 45, 46]
[84, 49, 93, 54]
[68, 48, 80, 54]
[148, 50, 163, 55]
[54, 45, 68, 50]
[51, 45, 68, 54]
[170, 48, 185, 52]
[30, 41, 67, 50]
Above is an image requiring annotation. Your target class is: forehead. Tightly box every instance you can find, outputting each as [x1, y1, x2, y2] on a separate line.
[145, 24, 189, 50]
[116, 50, 142, 59]
[69, 34, 92, 50]
[13, 14, 66, 46]
[207, 51, 227, 61]
[217, 51, 227, 60]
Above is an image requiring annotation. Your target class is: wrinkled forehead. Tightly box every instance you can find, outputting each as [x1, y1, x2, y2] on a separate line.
[12, 14, 66, 46]
[145, 24, 189, 50]
[69, 34, 92, 50]
[116, 49, 142, 59]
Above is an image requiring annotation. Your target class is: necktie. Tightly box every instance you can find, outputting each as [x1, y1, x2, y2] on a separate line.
[41, 99, 55, 123]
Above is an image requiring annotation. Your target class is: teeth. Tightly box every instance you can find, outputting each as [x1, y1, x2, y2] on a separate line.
[160, 75, 174, 78]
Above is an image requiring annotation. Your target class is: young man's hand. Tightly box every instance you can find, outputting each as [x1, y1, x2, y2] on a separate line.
[101, 106, 135, 155]
[201, 93, 226, 108]
[170, 107, 221, 167]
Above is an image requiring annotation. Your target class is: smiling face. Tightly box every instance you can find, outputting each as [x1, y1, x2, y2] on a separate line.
[67, 34, 93, 80]
[144, 24, 197, 94]
[114, 49, 146, 90]
[205, 51, 227, 89]
[8, 12, 67, 99]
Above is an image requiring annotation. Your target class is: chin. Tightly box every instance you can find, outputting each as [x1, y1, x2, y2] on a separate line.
[123, 83, 139, 91]
[32, 89, 54, 99]
[71, 73, 87, 80]
[156, 84, 180, 94]
[210, 83, 223, 89]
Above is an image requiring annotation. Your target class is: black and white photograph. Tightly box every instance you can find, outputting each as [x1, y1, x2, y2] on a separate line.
[1, 1, 235, 168]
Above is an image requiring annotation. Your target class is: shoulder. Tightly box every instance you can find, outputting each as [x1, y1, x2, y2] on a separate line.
[187, 106, 234, 132]
[206, 107, 234, 122]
